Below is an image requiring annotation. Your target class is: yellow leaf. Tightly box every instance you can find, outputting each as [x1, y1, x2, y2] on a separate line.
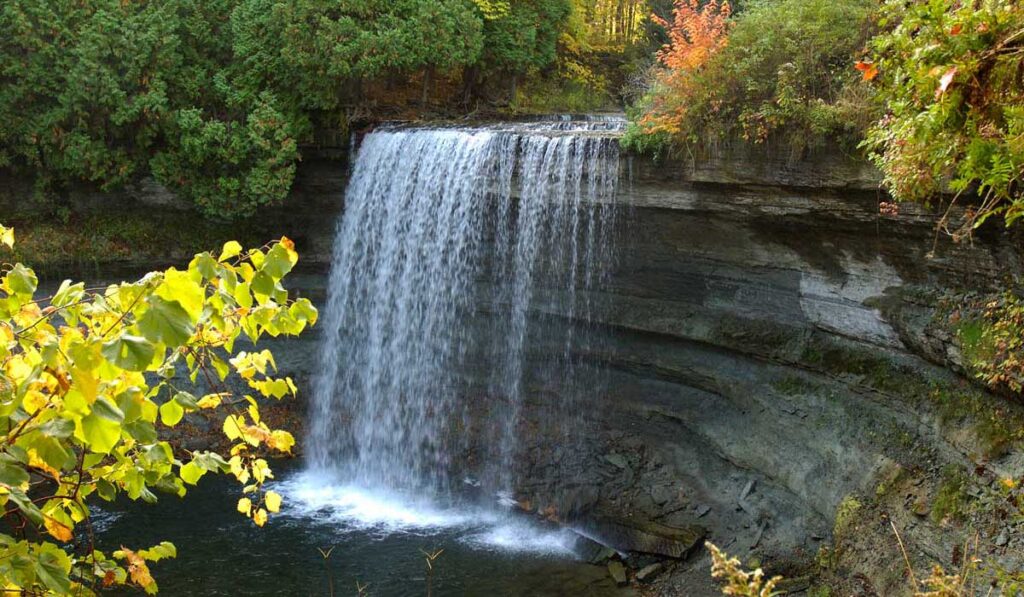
[196, 393, 224, 409]
[44, 516, 73, 542]
[253, 507, 268, 527]
[219, 240, 243, 262]
[70, 367, 98, 404]
[1002, 478, 1017, 490]
[28, 448, 60, 481]
[265, 491, 282, 513]
[0, 225, 14, 249]
[121, 548, 155, 590]
[223, 415, 244, 440]
[268, 430, 295, 454]
[154, 269, 204, 321]
[237, 497, 252, 516]
[22, 389, 49, 414]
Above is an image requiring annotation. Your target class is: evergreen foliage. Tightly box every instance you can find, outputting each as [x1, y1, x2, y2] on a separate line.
[0, 0, 584, 218]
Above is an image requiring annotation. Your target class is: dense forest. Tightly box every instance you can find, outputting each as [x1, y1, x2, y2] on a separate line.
[0, 0, 660, 218]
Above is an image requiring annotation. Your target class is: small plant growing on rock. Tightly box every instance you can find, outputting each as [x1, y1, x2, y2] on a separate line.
[706, 541, 782, 597]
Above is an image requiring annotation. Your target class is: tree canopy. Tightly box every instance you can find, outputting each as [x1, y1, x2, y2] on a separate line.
[0, 0, 593, 219]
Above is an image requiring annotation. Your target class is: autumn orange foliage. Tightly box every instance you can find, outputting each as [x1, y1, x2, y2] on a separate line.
[640, 0, 732, 135]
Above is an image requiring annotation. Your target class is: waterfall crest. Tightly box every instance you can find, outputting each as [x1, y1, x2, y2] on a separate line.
[309, 118, 623, 502]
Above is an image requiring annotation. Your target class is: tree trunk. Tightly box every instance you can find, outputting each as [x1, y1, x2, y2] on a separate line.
[421, 66, 434, 107]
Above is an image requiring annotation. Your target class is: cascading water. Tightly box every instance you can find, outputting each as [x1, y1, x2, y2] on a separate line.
[304, 116, 623, 524]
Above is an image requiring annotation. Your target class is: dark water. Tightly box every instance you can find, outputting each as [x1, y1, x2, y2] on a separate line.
[94, 466, 626, 596]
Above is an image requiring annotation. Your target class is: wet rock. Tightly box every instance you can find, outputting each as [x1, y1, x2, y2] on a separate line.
[650, 484, 676, 506]
[636, 563, 663, 583]
[588, 516, 706, 559]
[777, 576, 811, 593]
[605, 453, 628, 469]
[572, 532, 616, 564]
[739, 479, 756, 501]
[607, 560, 628, 586]
[588, 546, 619, 565]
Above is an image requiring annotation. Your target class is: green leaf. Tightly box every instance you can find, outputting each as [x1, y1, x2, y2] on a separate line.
[92, 397, 125, 423]
[96, 478, 117, 501]
[138, 296, 195, 347]
[173, 391, 199, 409]
[262, 244, 295, 280]
[102, 335, 156, 371]
[33, 543, 72, 594]
[37, 417, 75, 439]
[51, 280, 85, 309]
[0, 453, 29, 486]
[191, 253, 219, 280]
[123, 420, 158, 444]
[6, 264, 38, 296]
[180, 461, 205, 485]
[289, 298, 319, 324]
[7, 487, 44, 524]
[159, 399, 184, 427]
[77, 413, 122, 454]
[250, 271, 275, 298]
[27, 436, 72, 473]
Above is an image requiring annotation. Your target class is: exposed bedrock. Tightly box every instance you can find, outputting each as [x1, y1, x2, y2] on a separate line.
[495, 148, 1024, 592]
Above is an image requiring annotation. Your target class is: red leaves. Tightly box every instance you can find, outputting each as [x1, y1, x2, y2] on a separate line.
[855, 60, 878, 81]
[653, 0, 732, 72]
[642, 0, 732, 134]
[950, 23, 963, 35]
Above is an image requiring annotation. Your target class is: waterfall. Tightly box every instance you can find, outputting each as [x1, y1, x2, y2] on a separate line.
[308, 118, 623, 505]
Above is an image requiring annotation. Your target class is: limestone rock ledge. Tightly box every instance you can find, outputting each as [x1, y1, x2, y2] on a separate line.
[508, 147, 1024, 594]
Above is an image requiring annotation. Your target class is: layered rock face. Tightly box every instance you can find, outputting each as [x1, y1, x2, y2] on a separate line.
[505, 146, 1024, 593]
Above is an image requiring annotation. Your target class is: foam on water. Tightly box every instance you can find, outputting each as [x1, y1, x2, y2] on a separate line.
[278, 473, 579, 555]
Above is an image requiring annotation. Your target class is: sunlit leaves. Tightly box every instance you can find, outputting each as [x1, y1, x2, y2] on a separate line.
[628, 0, 877, 153]
[138, 296, 194, 347]
[102, 335, 157, 372]
[0, 225, 14, 249]
[264, 490, 282, 513]
[158, 398, 184, 427]
[0, 234, 316, 594]
[219, 240, 243, 262]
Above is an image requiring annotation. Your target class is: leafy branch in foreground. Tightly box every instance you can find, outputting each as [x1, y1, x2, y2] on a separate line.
[706, 541, 781, 597]
[0, 224, 317, 594]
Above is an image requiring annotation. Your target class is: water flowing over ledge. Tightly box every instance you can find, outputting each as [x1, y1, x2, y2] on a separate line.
[306, 116, 625, 542]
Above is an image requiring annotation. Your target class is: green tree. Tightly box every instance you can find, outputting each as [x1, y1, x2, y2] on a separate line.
[229, 0, 484, 111]
[0, 0, 178, 191]
[0, 224, 317, 594]
[479, 0, 573, 86]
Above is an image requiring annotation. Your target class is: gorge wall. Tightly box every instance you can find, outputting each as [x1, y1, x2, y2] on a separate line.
[9, 138, 1024, 594]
